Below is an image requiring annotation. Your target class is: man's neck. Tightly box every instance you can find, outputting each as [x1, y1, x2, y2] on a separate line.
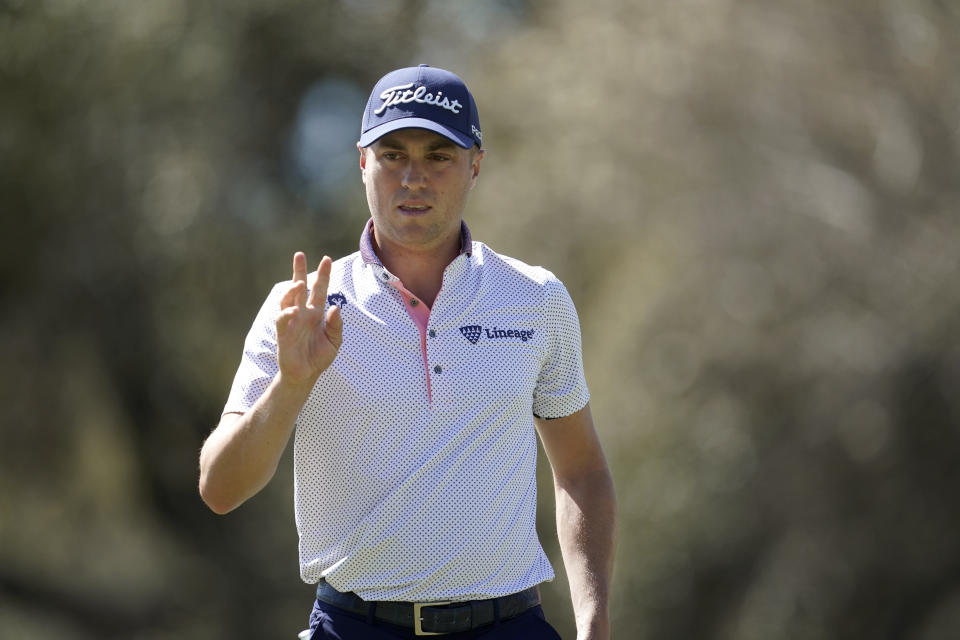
[371, 228, 461, 308]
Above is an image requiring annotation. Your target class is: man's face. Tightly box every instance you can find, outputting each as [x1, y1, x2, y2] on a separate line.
[359, 128, 483, 255]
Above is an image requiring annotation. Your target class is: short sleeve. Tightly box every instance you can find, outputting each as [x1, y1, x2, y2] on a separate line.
[222, 282, 287, 416]
[532, 278, 590, 419]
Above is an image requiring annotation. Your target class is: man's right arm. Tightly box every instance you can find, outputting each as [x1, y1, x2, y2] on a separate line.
[199, 374, 316, 514]
[198, 252, 342, 514]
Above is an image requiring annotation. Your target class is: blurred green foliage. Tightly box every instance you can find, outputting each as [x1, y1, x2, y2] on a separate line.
[2, 0, 959, 638]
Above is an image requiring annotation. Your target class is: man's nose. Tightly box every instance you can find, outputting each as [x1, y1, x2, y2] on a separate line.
[401, 160, 427, 189]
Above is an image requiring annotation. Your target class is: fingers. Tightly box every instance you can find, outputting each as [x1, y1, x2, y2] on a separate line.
[306, 256, 332, 309]
[282, 252, 310, 310]
[324, 303, 343, 349]
[284, 253, 332, 312]
[323, 304, 343, 351]
[292, 251, 308, 284]
[275, 304, 297, 334]
[281, 280, 303, 309]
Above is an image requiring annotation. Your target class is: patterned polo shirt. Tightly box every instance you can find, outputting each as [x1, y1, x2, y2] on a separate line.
[223, 219, 589, 601]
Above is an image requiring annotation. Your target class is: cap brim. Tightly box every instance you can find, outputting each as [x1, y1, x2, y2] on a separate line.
[358, 117, 475, 149]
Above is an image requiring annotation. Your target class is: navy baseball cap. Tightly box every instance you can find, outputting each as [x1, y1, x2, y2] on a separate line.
[359, 64, 482, 149]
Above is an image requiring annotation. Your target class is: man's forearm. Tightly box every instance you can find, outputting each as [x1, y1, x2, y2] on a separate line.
[555, 466, 616, 639]
[199, 373, 314, 514]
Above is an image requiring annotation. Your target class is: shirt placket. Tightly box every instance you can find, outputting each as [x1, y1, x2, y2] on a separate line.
[375, 266, 436, 405]
[374, 258, 465, 406]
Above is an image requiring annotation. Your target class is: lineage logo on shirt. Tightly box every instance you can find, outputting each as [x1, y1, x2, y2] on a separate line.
[459, 325, 535, 344]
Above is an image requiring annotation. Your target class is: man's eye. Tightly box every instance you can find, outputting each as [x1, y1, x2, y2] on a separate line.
[429, 154, 451, 162]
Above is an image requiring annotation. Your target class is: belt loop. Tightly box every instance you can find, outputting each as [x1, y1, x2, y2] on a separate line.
[493, 597, 500, 626]
[367, 601, 376, 625]
[469, 601, 479, 630]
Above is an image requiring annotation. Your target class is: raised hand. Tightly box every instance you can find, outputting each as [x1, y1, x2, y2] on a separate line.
[276, 252, 343, 387]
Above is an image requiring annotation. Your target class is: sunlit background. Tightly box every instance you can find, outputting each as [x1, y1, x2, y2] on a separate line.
[2, 0, 960, 638]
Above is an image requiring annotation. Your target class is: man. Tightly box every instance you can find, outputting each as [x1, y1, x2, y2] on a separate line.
[199, 65, 615, 640]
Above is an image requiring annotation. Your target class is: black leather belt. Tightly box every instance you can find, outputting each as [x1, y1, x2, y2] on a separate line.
[314, 579, 541, 636]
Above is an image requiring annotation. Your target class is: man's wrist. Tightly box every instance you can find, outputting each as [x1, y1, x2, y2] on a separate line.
[577, 610, 610, 640]
[579, 623, 610, 640]
[273, 370, 319, 400]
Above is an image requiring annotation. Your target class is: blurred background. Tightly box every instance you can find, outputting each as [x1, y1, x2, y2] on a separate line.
[2, 0, 959, 638]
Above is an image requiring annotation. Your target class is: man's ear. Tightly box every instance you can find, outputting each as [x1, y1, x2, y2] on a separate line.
[469, 148, 484, 189]
[357, 143, 367, 183]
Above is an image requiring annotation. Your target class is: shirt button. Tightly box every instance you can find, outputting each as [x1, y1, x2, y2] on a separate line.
[434, 365, 442, 374]
[428, 329, 436, 338]
[410, 299, 419, 306]
[381, 272, 389, 280]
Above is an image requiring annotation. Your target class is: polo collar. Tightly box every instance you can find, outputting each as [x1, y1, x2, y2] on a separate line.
[359, 218, 473, 266]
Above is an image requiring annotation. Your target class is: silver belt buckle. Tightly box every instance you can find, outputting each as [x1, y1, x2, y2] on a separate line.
[413, 601, 452, 636]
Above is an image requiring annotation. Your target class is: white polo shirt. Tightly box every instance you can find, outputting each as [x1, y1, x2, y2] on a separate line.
[223, 220, 589, 601]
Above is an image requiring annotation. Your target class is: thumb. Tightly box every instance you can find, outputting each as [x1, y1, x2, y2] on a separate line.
[324, 304, 343, 349]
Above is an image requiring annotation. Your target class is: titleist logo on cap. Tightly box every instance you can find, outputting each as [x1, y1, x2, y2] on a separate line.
[359, 65, 480, 149]
[374, 83, 464, 116]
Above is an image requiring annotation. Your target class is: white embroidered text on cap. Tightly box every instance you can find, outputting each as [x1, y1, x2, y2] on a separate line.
[374, 83, 464, 115]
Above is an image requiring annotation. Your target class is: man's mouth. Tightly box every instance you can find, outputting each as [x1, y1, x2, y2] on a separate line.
[398, 203, 432, 214]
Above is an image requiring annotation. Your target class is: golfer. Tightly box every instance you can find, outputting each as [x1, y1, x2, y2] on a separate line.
[199, 64, 615, 640]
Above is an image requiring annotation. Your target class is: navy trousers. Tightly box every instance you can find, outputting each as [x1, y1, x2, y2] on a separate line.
[306, 597, 563, 640]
